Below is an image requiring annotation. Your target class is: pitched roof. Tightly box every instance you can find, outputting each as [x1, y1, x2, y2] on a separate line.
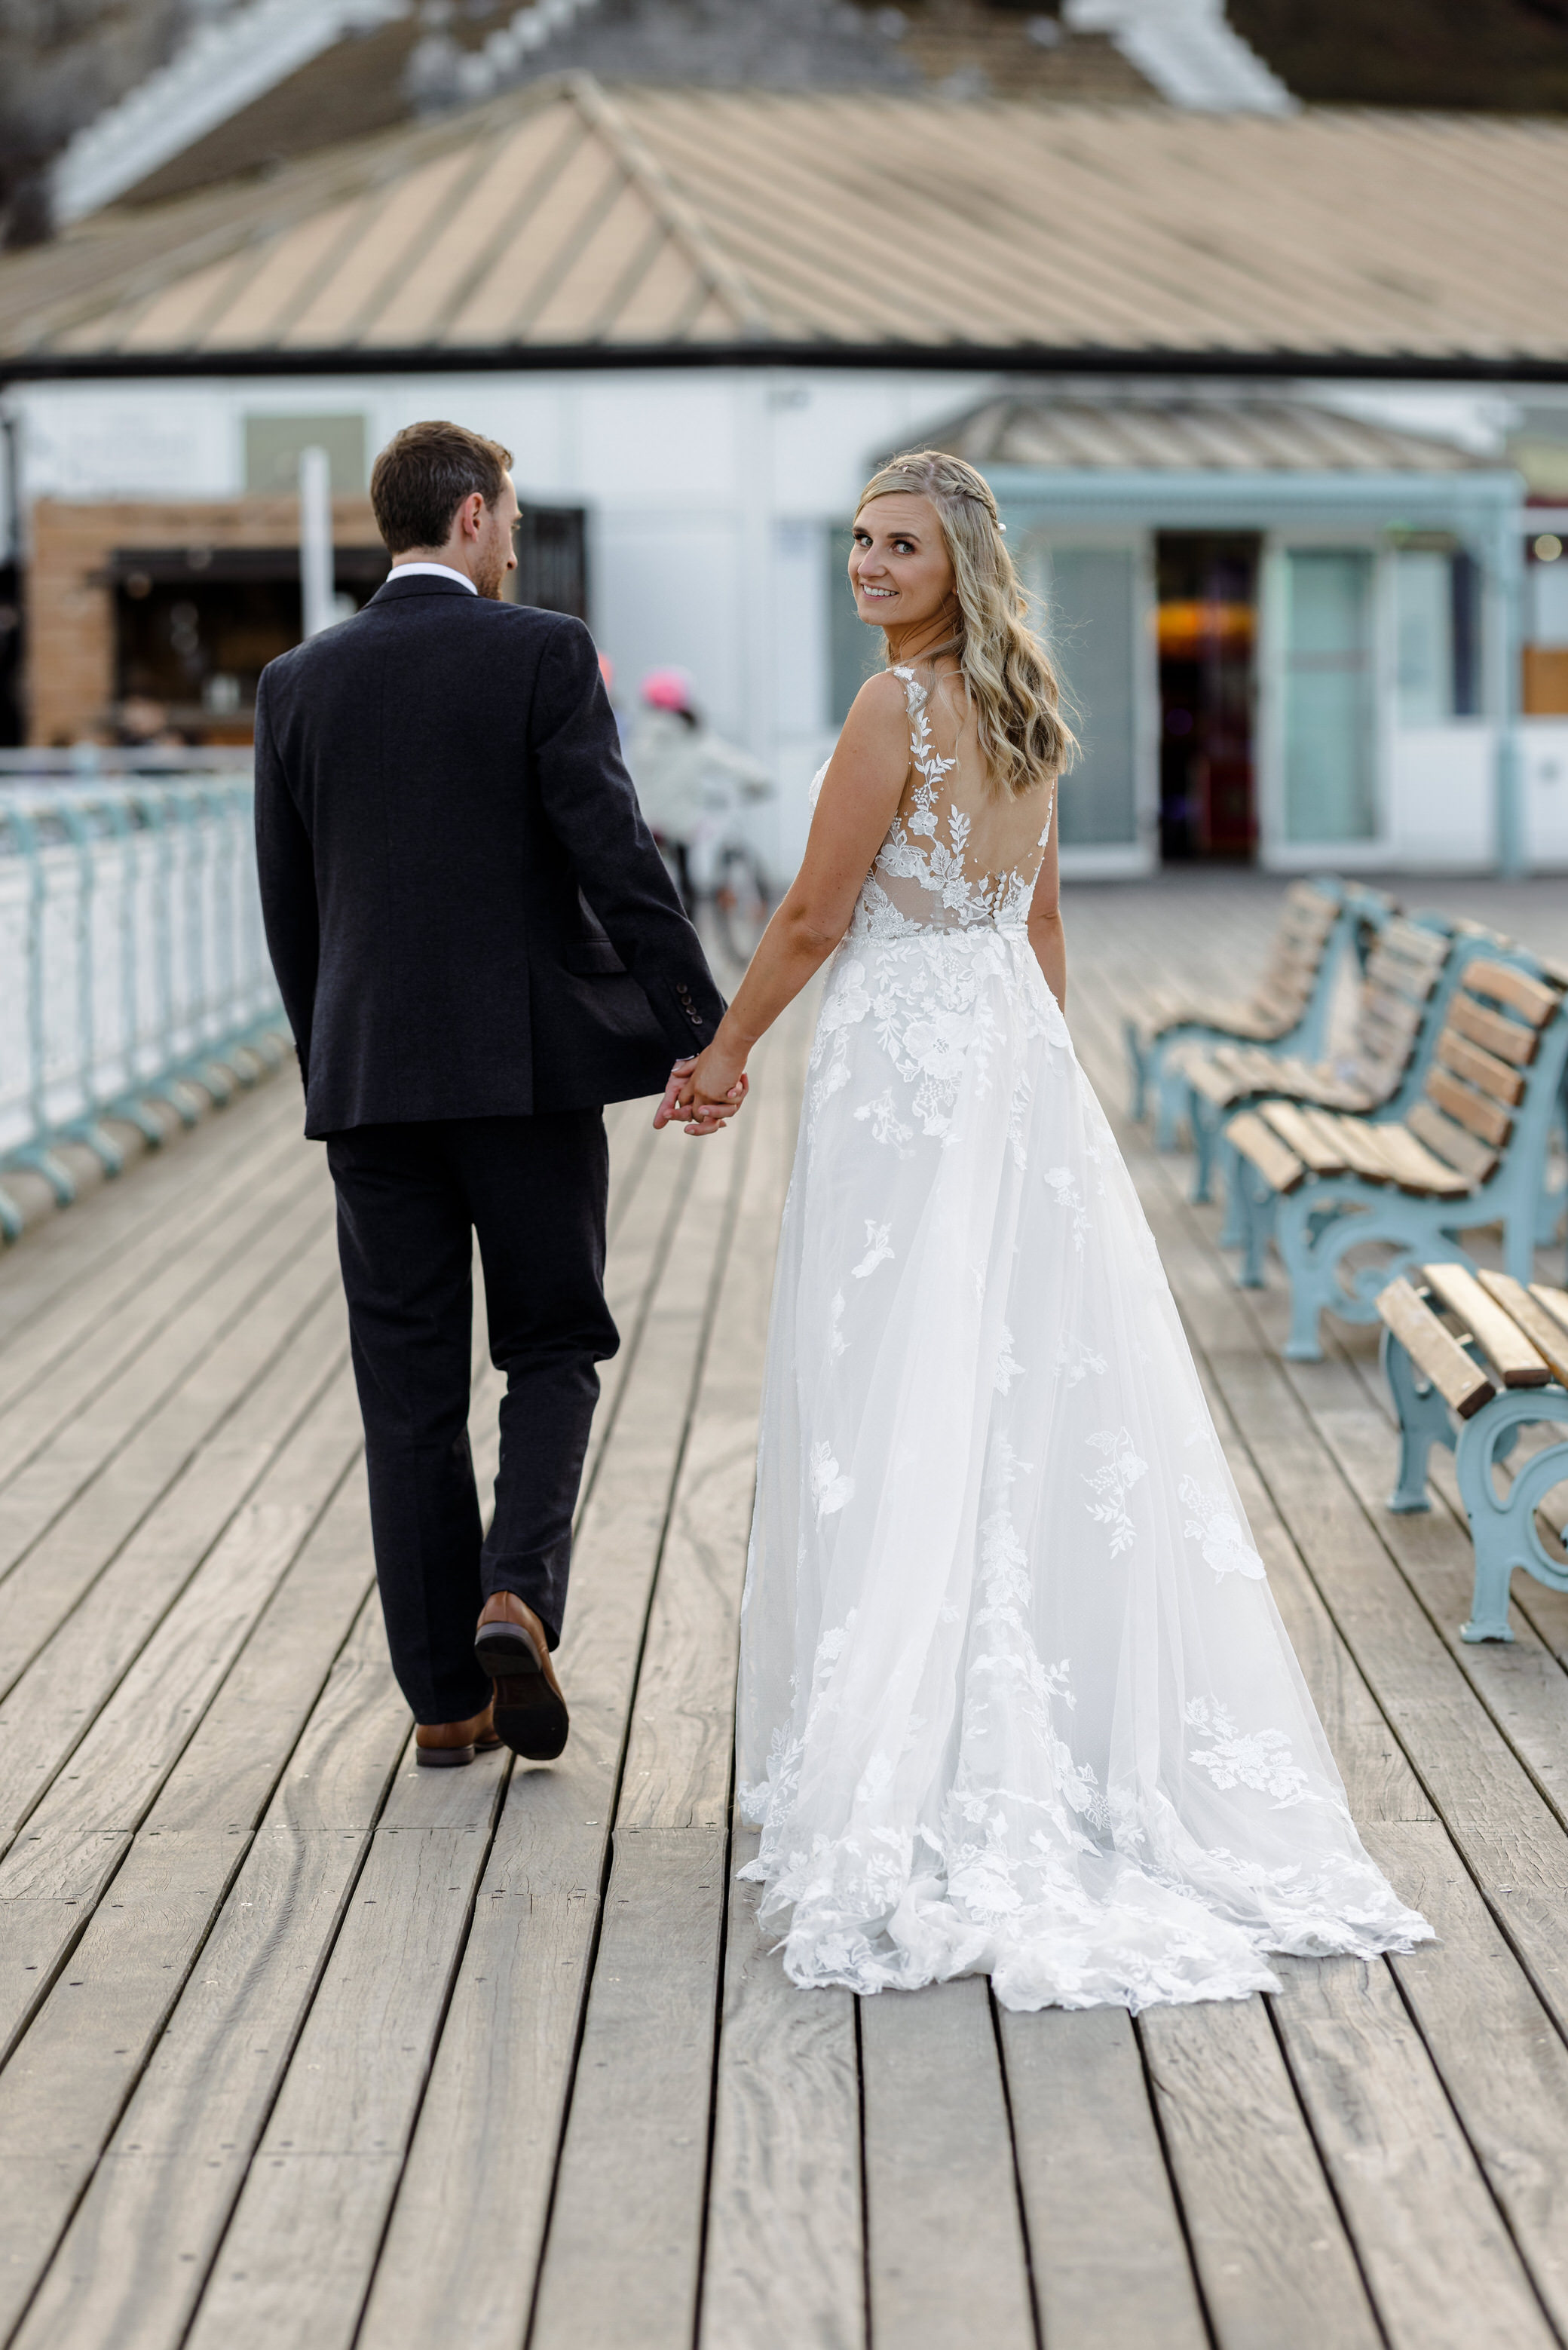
[2, 75, 1566, 372]
[930, 392, 1490, 472]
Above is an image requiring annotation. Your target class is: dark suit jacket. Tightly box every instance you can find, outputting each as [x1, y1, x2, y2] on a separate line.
[253, 572, 726, 1136]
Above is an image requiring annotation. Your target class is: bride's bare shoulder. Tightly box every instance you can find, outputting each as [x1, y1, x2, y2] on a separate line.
[838, 668, 911, 751]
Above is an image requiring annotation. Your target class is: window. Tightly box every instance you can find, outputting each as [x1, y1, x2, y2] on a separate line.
[1040, 546, 1138, 848]
[511, 504, 589, 620]
[243, 415, 367, 495]
[1282, 550, 1376, 843]
[828, 528, 880, 725]
[1394, 546, 1482, 725]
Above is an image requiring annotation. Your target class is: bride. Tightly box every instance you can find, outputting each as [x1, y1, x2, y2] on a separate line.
[664, 449, 1428, 2011]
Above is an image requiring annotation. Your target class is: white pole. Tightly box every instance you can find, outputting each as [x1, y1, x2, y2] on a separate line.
[299, 445, 333, 639]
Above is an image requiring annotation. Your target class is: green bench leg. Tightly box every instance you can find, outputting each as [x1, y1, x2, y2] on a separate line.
[1190, 1095, 1220, 1204]
[1125, 1017, 1148, 1123]
[1380, 1328, 1456, 1512]
[1455, 1389, 1568, 1643]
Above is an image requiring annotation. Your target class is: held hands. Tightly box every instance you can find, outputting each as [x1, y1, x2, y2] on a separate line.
[652, 1045, 749, 1137]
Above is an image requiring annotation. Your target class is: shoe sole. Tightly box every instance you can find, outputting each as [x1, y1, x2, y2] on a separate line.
[475, 1622, 570, 1762]
[415, 1743, 475, 1769]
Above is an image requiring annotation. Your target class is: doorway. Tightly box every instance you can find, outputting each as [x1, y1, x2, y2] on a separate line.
[1156, 532, 1260, 861]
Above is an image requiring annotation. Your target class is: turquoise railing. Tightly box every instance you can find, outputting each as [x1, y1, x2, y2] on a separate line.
[0, 750, 285, 1241]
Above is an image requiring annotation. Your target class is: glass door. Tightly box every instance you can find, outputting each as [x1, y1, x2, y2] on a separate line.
[1024, 534, 1155, 874]
[1275, 547, 1378, 847]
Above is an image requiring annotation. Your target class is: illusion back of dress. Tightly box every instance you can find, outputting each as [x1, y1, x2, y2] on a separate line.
[848, 663, 1054, 939]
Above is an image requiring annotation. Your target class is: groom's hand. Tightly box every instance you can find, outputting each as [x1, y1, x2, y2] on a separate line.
[652, 1059, 697, 1131]
[653, 1054, 747, 1135]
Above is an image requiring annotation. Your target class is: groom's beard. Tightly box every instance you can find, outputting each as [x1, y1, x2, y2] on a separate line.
[473, 551, 508, 600]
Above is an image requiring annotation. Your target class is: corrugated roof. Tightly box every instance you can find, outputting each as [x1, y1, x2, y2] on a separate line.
[2, 75, 1567, 368]
[931, 392, 1487, 471]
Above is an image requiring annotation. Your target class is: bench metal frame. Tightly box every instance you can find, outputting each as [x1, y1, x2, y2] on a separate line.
[1230, 951, 1568, 1361]
[1382, 1326, 1568, 1642]
[1199, 912, 1463, 1217]
[1125, 879, 1375, 1152]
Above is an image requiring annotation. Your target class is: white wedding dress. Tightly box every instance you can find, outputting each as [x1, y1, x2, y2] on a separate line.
[736, 667, 1429, 2011]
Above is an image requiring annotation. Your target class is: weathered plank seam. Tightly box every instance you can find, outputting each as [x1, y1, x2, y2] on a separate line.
[522, 1113, 754, 2350]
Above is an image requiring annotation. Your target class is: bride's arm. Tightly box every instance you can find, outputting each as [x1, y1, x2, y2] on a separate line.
[658, 673, 911, 1131]
[1027, 807, 1067, 1013]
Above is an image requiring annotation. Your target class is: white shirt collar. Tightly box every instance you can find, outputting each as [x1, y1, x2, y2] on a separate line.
[388, 562, 478, 594]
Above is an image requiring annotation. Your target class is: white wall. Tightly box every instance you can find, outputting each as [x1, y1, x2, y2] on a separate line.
[1387, 722, 1495, 869]
[1524, 719, 1568, 870]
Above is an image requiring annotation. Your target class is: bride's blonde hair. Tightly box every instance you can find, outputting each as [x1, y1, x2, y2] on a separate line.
[856, 449, 1075, 798]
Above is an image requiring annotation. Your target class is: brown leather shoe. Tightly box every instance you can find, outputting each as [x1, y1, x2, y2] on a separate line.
[475, 1592, 569, 1761]
[415, 1700, 500, 1769]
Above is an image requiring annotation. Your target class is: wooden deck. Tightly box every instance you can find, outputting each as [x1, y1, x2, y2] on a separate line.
[9, 871, 1568, 2349]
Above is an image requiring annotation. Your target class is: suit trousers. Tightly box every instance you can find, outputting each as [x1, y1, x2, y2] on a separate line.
[326, 1112, 617, 1723]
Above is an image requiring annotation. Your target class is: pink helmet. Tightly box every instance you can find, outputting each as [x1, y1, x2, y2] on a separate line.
[642, 666, 694, 714]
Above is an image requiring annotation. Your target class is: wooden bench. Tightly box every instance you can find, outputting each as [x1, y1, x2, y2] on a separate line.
[1124, 878, 1390, 1153]
[1176, 911, 1472, 1214]
[1377, 1263, 1568, 1641]
[1224, 947, 1568, 1361]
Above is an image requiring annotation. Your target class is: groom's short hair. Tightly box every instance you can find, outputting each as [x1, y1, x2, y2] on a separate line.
[370, 421, 514, 553]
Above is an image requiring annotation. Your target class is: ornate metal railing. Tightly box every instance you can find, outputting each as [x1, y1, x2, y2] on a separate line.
[0, 751, 286, 1240]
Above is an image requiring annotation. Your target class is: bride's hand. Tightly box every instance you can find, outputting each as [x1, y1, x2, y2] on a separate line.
[652, 1054, 748, 1135]
[653, 1041, 749, 1135]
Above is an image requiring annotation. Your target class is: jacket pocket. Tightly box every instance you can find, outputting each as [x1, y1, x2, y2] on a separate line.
[563, 938, 628, 977]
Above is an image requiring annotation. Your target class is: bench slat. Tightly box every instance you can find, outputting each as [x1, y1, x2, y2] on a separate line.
[1426, 1067, 1513, 1150]
[1404, 1099, 1499, 1187]
[1356, 1123, 1474, 1197]
[1260, 1101, 1347, 1173]
[1464, 960, 1563, 1029]
[1424, 1264, 1552, 1387]
[1477, 1272, 1568, 1388]
[1225, 1111, 1306, 1194]
[1435, 1028, 1527, 1107]
[1377, 1277, 1496, 1419]
[1310, 1110, 1393, 1183]
[1447, 991, 1540, 1067]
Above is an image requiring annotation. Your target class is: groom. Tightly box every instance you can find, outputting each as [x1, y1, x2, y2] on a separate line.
[254, 420, 729, 1767]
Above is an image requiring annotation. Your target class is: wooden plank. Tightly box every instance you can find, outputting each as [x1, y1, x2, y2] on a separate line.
[1269, 1950, 1557, 2350]
[1307, 1109, 1392, 1184]
[5, 1578, 406, 2350]
[0, 1138, 326, 1498]
[1436, 1028, 1527, 1105]
[354, 1098, 762, 2350]
[0, 1095, 304, 1405]
[1382, 1278, 1504, 1419]
[1225, 1110, 1305, 1194]
[1464, 961, 1561, 1030]
[0, 1268, 345, 1840]
[1425, 1066, 1512, 1150]
[1139, 1993, 1381, 2350]
[999, 2003, 1207, 2350]
[1422, 1263, 1551, 1387]
[528, 1828, 730, 2350]
[0, 1173, 335, 1595]
[0, 1369, 366, 2061]
[1368, 1818, 1568, 2340]
[15, 1105, 698, 2350]
[1404, 1098, 1498, 1186]
[179, 1754, 511, 2350]
[1260, 1098, 1348, 1173]
[1475, 1270, 1568, 1389]
[1122, 1127, 1568, 2149]
[1449, 991, 1541, 1066]
[530, 1041, 801, 2350]
[1358, 1122, 1475, 1197]
[701, 1828, 865, 2350]
[861, 1977, 1037, 2350]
